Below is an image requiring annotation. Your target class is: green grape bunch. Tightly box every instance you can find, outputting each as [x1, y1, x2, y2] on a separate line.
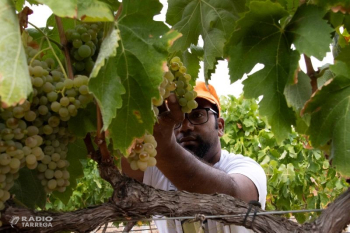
[0, 44, 94, 201]
[127, 133, 157, 172]
[152, 56, 198, 115]
[126, 57, 198, 172]
[65, 23, 103, 75]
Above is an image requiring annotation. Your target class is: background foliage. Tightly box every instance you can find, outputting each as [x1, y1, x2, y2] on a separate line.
[220, 95, 348, 223]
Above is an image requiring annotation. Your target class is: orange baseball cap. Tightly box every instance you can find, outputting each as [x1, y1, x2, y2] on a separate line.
[194, 81, 221, 117]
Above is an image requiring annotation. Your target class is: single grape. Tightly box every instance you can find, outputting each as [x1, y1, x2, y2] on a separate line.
[26, 154, 37, 165]
[46, 92, 58, 103]
[179, 98, 187, 107]
[45, 169, 54, 179]
[73, 39, 82, 48]
[78, 45, 92, 58]
[51, 102, 61, 112]
[64, 79, 74, 89]
[47, 179, 57, 190]
[27, 126, 39, 136]
[184, 91, 194, 101]
[9, 158, 20, 169]
[33, 77, 44, 87]
[60, 97, 70, 107]
[187, 99, 198, 109]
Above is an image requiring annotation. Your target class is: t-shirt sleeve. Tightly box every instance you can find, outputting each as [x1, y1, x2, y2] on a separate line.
[221, 153, 267, 209]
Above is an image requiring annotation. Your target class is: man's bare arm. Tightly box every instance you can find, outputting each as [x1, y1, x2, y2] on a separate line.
[153, 95, 259, 202]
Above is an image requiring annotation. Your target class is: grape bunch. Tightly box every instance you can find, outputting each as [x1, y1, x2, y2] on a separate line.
[126, 133, 157, 171]
[152, 56, 198, 115]
[0, 107, 44, 210]
[0, 45, 94, 200]
[65, 23, 103, 75]
[126, 57, 197, 171]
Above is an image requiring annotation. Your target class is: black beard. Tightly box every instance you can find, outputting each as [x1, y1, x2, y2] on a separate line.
[178, 135, 212, 159]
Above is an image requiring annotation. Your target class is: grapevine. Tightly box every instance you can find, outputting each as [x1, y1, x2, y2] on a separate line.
[126, 57, 198, 171]
[0, 38, 95, 200]
[65, 23, 104, 76]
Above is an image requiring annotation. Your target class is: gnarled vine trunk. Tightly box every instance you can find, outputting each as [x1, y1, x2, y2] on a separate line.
[1, 161, 349, 233]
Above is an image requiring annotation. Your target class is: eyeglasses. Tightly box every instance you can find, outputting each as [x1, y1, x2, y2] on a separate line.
[174, 108, 218, 130]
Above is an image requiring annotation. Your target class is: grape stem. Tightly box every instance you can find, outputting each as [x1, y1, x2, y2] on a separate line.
[54, 16, 74, 80]
[83, 133, 100, 162]
[95, 104, 111, 162]
[303, 54, 317, 93]
[28, 21, 69, 80]
[29, 47, 50, 66]
[115, 4, 123, 20]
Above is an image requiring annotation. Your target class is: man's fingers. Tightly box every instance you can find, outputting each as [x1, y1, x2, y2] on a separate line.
[156, 94, 184, 127]
[166, 94, 184, 123]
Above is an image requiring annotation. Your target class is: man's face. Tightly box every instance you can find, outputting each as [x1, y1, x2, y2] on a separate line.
[174, 98, 223, 162]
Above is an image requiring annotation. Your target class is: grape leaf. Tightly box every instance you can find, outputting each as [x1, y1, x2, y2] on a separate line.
[11, 168, 46, 209]
[52, 139, 87, 205]
[330, 45, 350, 77]
[330, 61, 350, 77]
[68, 103, 97, 138]
[315, 0, 350, 9]
[0, 0, 32, 107]
[90, 27, 119, 78]
[14, 0, 25, 11]
[286, 4, 333, 60]
[166, 0, 246, 79]
[35, 0, 114, 21]
[302, 76, 350, 176]
[284, 71, 312, 113]
[89, 27, 124, 130]
[90, 56, 125, 130]
[226, 1, 297, 143]
[108, 0, 180, 154]
[182, 47, 202, 86]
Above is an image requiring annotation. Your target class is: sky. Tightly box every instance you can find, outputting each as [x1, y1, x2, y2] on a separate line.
[26, 2, 334, 98]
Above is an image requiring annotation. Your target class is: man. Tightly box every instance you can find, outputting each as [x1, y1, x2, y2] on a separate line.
[122, 81, 267, 233]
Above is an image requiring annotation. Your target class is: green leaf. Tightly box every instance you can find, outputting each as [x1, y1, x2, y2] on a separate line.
[226, 1, 297, 143]
[166, 0, 246, 79]
[0, 0, 32, 106]
[77, 0, 114, 22]
[109, 0, 177, 154]
[14, 0, 25, 11]
[286, 4, 333, 60]
[11, 168, 46, 209]
[35, 0, 114, 21]
[90, 56, 125, 130]
[303, 76, 350, 176]
[327, 11, 345, 28]
[330, 61, 350, 78]
[35, 0, 77, 18]
[182, 47, 202, 86]
[52, 139, 87, 204]
[90, 27, 119, 78]
[284, 71, 312, 113]
[315, 0, 350, 9]
[68, 103, 97, 138]
[89, 28, 125, 130]
[318, 69, 336, 88]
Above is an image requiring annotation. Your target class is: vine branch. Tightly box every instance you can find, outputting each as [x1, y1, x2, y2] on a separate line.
[303, 54, 318, 93]
[95, 105, 111, 163]
[1, 160, 349, 233]
[115, 4, 123, 20]
[55, 16, 74, 80]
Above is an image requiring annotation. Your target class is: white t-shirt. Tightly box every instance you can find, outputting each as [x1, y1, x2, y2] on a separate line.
[143, 150, 267, 233]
